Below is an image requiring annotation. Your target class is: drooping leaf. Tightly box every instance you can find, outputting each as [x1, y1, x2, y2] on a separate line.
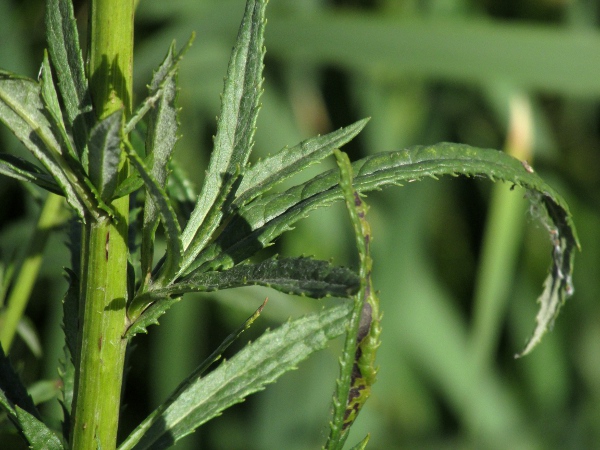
[125, 141, 183, 285]
[146, 256, 359, 301]
[141, 51, 180, 285]
[15, 406, 64, 450]
[0, 345, 39, 420]
[0, 72, 88, 219]
[45, 0, 93, 155]
[192, 144, 577, 354]
[180, 0, 267, 264]
[88, 110, 122, 201]
[118, 302, 352, 450]
[0, 153, 62, 194]
[233, 118, 369, 208]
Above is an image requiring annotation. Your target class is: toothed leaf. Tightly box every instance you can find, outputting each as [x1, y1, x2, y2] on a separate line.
[181, 0, 267, 262]
[0, 153, 62, 194]
[88, 110, 122, 200]
[118, 302, 352, 450]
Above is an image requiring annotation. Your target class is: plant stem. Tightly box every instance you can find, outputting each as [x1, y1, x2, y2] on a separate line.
[0, 193, 64, 352]
[69, 0, 133, 448]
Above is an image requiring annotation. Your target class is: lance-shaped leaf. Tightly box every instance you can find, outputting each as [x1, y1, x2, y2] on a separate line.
[125, 36, 194, 135]
[122, 300, 266, 449]
[45, 0, 93, 155]
[232, 118, 369, 208]
[15, 407, 64, 450]
[180, 0, 266, 261]
[0, 153, 61, 194]
[0, 72, 87, 219]
[145, 256, 359, 302]
[88, 110, 122, 201]
[194, 144, 578, 354]
[118, 302, 352, 450]
[141, 55, 179, 285]
[125, 142, 183, 289]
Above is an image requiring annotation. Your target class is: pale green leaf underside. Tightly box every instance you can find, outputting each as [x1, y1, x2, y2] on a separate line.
[118, 302, 352, 450]
[181, 0, 267, 258]
[193, 143, 577, 355]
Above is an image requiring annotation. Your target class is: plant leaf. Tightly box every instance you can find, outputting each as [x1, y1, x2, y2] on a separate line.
[141, 51, 180, 285]
[180, 0, 267, 263]
[118, 302, 352, 450]
[147, 256, 360, 300]
[125, 141, 183, 285]
[125, 36, 194, 135]
[233, 118, 369, 209]
[193, 144, 577, 355]
[121, 299, 267, 450]
[45, 0, 93, 155]
[0, 153, 62, 194]
[0, 72, 88, 219]
[125, 296, 181, 339]
[15, 406, 64, 450]
[88, 110, 122, 201]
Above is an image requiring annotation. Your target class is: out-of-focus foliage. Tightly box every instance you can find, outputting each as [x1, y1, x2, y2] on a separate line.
[0, 0, 597, 449]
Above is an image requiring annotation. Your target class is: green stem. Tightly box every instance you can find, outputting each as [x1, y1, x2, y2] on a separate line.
[0, 193, 64, 352]
[69, 0, 133, 448]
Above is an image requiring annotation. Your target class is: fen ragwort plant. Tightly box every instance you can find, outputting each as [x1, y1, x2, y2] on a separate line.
[0, 0, 579, 449]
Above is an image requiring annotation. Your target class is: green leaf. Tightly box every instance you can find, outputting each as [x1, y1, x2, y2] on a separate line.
[0, 153, 62, 194]
[125, 296, 181, 339]
[148, 256, 360, 300]
[233, 118, 370, 208]
[181, 0, 267, 264]
[125, 36, 194, 135]
[88, 110, 123, 201]
[141, 49, 180, 285]
[194, 144, 577, 355]
[125, 142, 183, 286]
[118, 302, 352, 450]
[15, 406, 64, 450]
[0, 345, 39, 420]
[124, 299, 267, 449]
[0, 72, 87, 219]
[45, 0, 93, 155]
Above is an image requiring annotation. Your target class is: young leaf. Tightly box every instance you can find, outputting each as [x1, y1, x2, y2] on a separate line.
[233, 118, 369, 209]
[149, 256, 359, 300]
[118, 302, 353, 450]
[0, 153, 62, 194]
[141, 58, 179, 285]
[15, 406, 64, 450]
[181, 0, 267, 262]
[125, 36, 194, 135]
[125, 296, 181, 339]
[45, 0, 93, 155]
[125, 141, 183, 284]
[88, 110, 123, 201]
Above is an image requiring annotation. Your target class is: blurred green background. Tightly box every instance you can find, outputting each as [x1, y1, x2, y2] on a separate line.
[1, 0, 599, 449]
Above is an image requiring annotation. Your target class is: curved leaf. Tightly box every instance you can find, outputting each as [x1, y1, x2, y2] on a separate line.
[0, 153, 61, 194]
[118, 302, 352, 450]
[193, 143, 577, 354]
